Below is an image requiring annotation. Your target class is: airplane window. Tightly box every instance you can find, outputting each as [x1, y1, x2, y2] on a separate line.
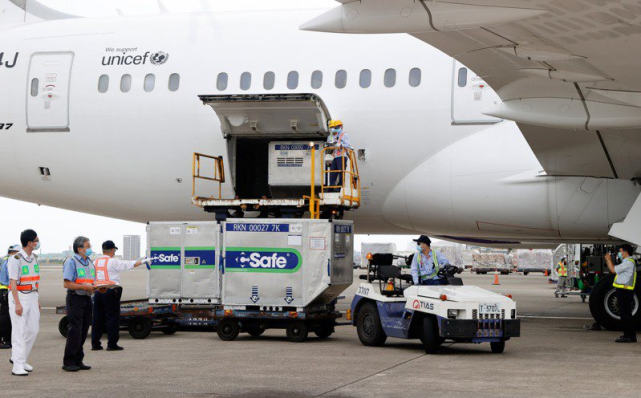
[311, 70, 323, 89]
[98, 75, 109, 93]
[120, 74, 132, 92]
[264, 72, 275, 90]
[144, 74, 155, 92]
[409, 68, 421, 87]
[384, 69, 396, 88]
[458, 68, 468, 87]
[359, 69, 371, 88]
[240, 72, 251, 91]
[335, 70, 347, 89]
[30, 78, 39, 97]
[217, 72, 228, 91]
[287, 71, 299, 89]
[168, 73, 180, 91]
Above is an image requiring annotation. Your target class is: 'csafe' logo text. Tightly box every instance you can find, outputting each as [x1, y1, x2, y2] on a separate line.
[226, 248, 301, 273]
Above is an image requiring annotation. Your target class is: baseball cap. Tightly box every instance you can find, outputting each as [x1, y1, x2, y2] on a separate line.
[413, 235, 432, 246]
[102, 240, 118, 250]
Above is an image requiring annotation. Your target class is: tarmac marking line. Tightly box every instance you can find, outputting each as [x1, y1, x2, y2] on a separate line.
[519, 315, 593, 320]
[313, 353, 425, 397]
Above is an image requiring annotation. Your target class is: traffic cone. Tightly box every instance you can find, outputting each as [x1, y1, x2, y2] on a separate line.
[544, 268, 548, 277]
[493, 272, 500, 285]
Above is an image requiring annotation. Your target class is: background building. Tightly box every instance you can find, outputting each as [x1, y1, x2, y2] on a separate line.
[123, 235, 141, 260]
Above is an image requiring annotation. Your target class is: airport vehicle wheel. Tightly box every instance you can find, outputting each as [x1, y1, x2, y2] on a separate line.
[246, 327, 265, 337]
[357, 302, 387, 346]
[161, 323, 179, 335]
[589, 275, 641, 331]
[490, 341, 505, 354]
[286, 321, 309, 342]
[422, 316, 440, 354]
[217, 319, 240, 341]
[314, 325, 334, 339]
[128, 317, 152, 339]
[58, 316, 69, 338]
[523, 272, 529, 276]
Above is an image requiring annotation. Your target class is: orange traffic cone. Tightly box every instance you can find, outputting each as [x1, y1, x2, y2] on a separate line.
[493, 272, 500, 285]
[544, 268, 548, 277]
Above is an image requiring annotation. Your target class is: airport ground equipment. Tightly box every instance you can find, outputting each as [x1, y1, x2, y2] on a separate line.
[192, 94, 361, 220]
[56, 299, 178, 339]
[351, 257, 520, 354]
[147, 219, 354, 342]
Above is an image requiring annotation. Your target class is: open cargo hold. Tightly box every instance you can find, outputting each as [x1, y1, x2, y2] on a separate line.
[148, 219, 354, 308]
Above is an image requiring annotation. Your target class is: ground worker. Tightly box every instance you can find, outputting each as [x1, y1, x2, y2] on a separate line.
[410, 235, 450, 286]
[7, 230, 41, 376]
[62, 236, 95, 371]
[0, 244, 20, 350]
[555, 257, 568, 298]
[326, 120, 353, 192]
[605, 244, 637, 343]
[92, 240, 149, 351]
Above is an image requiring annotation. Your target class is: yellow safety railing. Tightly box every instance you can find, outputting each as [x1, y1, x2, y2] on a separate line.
[192, 152, 225, 200]
[308, 145, 361, 218]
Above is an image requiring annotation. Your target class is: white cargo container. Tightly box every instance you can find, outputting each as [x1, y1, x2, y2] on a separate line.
[222, 219, 354, 308]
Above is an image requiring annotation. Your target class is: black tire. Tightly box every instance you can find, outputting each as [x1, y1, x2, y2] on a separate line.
[217, 319, 240, 341]
[58, 316, 69, 338]
[286, 321, 309, 342]
[246, 327, 265, 337]
[314, 325, 335, 339]
[422, 316, 440, 354]
[523, 272, 529, 276]
[356, 302, 387, 346]
[490, 341, 505, 353]
[161, 323, 179, 335]
[128, 317, 152, 339]
[589, 275, 641, 331]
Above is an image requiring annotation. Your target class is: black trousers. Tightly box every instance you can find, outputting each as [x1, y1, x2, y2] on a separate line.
[63, 292, 92, 366]
[0, 289, 11, 344]
[617, 288, 637, 339]
[92, 287, 122, 348]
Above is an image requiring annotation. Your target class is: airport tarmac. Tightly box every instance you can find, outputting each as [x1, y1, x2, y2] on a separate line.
[2, 268, 640, 397]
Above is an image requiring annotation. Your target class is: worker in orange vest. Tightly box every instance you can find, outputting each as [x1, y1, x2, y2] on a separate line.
[91, 240, 149, 351]
[555, 257, 568, 298]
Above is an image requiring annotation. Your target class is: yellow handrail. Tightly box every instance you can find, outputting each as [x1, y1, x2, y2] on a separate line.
[312, 146, 361, 210]
[192, 152, 225, 200]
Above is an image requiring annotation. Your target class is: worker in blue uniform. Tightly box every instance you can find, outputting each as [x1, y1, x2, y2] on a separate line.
[410, 235, 450, 286]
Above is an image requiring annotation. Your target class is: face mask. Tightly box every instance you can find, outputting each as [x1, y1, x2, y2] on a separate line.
[617, 252, 623, 261]
[417, 245, 421, 251]
[85, 248, 93, 257]
[330, 128, 338, 134]
[334, 127, 343, 134]
[33, 242, 40, 250]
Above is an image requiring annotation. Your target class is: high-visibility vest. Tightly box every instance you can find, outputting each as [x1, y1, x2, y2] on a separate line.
[93, 256, 117, 286]
[333, 131, 347, 158]
[557, 261, 567, 277]
[12, 253, 40, 292]
[69, 256, 95, 287]
[613, 257, 637, 291]
[417, 250, 440, 281]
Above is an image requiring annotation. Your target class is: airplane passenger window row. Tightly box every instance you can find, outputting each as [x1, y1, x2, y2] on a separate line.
[215, 68, 422, 92]
[96, 73, 180, 93]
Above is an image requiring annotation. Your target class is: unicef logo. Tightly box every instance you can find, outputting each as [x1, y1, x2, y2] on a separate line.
[150, 51, 169, 66]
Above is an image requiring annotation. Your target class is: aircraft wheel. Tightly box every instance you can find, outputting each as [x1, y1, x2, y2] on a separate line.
[357, 302, 387, 346]
[589, 275, 641, 331]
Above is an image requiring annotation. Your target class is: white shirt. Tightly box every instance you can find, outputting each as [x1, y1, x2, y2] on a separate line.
[7, 248, 35, 282]
[99, 257, 136, 285]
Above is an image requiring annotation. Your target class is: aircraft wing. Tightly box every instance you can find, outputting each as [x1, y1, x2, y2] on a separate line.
[302, 0, 641, 179]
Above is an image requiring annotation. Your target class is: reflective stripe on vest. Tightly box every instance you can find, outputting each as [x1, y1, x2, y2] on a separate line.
[557, 262, 567, 277]
[71, 256, 95, 286]
[93, 256, 116, 285]
[12, 254, 40, 292]
[333, 131, 347, 158]
[417, 250, 440, 281]
[613, 257, 637, 290]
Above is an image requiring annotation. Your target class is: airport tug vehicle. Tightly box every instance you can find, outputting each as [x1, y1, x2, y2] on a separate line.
[351, 256, 520, 354]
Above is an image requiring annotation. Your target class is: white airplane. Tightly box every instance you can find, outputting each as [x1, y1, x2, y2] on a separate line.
[1, 0, 640, 247]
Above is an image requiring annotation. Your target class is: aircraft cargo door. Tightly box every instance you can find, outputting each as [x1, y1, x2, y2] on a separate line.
[27, 52, 74, 132]
[451, 60, 501, 125]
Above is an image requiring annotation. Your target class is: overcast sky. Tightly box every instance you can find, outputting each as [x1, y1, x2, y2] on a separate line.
[0, 0, 422, 255]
